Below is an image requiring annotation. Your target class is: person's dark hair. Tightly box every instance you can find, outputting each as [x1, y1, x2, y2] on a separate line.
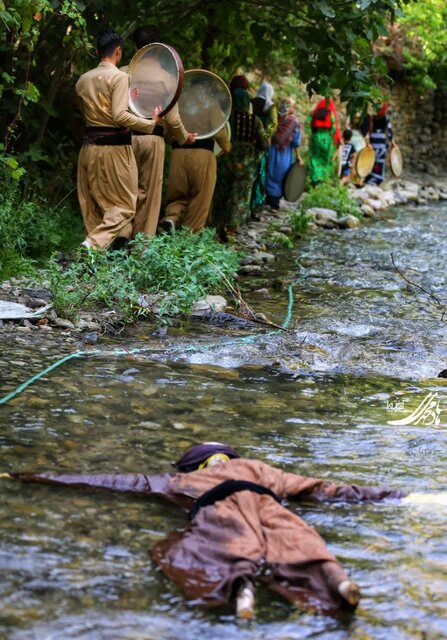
[96, 30, 124, 58]
[133, 25, 160, 49]
[343, 128, 353, 142]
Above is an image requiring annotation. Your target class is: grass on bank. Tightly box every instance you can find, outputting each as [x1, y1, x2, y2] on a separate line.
[0, 177, 84, 280]
[49, 229, 241, 323]
[300, 181, 362, 218]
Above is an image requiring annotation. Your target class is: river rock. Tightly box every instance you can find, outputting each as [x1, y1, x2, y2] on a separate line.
[191, 295, 227, 317]
[240, 255, 256, 266]
[238, 264, 263, 276]
[315, 219, 338, 229]
[76, 319, 101, 331]
[21, 288, 52, 301]
[253, 251, 275, 264]
[361, 204, 376, 218]
[307, 207, 338, 223]
[53, 317, 75, 330]
[23, 319, 37, 330]
[252, 288, 272, 299]
[338, 214, 361, 229]
[393, 191, 409, 204]
[400, 182, 419, 202]
[382, 190, 397, 207]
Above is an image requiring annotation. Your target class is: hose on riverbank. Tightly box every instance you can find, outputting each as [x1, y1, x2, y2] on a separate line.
[0, 283, 297, 407]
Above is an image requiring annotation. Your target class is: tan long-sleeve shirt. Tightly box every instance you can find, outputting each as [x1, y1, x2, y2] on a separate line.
[76, 61, 155, 134]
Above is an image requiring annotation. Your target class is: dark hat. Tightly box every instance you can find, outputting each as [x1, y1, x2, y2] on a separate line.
[174, 442, 240, 473]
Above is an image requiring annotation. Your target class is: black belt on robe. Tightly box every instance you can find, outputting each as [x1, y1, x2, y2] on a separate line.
[172, 138, 214, 152]
[132, 125, 164, 138]
[189, 479, 281, 520]
[83, 126, 131, 146]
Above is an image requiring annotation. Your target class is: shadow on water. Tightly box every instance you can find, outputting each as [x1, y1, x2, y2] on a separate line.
[0, 205, 446, 639]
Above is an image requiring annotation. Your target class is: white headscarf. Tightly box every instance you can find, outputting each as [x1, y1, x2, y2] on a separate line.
[256, 81, 274, 112]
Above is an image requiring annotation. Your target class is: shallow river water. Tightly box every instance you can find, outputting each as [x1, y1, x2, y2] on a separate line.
[0, 204, 446, 639]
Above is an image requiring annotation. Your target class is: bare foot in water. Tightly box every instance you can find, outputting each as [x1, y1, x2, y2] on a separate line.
[236, 582, 255, 619]
[338, 580, 361, 607]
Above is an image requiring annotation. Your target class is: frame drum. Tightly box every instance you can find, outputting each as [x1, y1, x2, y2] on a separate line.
[178, 70, 232, 140]
[128, 42, 184, 118]
[390, 146, 403, 177]
[283, 163, 307, 202]
[355, 146, 375, 178]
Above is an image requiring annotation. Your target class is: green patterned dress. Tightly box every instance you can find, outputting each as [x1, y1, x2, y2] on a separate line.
[307, 114, 336, 185]
[212, 112, 267, 232]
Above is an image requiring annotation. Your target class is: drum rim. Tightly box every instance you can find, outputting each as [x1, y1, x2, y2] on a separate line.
[283, 162, 307, 202]
[355, 146, 375, 178]
[390, 146, 403, 177]
[213, 121, 231, 157]
[128, 42, 184, 118]
[181, 68, 232, 140]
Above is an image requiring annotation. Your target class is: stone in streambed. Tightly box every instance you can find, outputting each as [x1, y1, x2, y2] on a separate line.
[53, 317, 75, 330]
[238, 264, 263, 276]
[251, 288, 272, 299]
[307, 207, 338, 223]
[338, 214, 361, 229]
[361, 204, 376, 218]
[191, 295, 227, 317]
[252, 251, 275, 264]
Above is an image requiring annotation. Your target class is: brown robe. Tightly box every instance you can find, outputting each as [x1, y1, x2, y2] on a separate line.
[163, 108, 231, 232]
[121, 63, 189, 236]
[12, 459, 405, 614]
[76, 62, 155, 249]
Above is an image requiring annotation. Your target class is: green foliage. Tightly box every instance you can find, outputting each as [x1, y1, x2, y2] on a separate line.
[0, 173, 84, 279]
[301, 182, 362, 218]
[48, 229, 241, 323]
[398, 0, 447, 90]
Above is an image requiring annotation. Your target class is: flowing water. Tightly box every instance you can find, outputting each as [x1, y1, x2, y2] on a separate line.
[0, 204, 446, 640]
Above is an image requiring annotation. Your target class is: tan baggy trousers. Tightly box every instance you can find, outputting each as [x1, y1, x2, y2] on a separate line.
[77, 144, 138, 249]
[131, 134, 165, 236]
[164, 149, 216, 232]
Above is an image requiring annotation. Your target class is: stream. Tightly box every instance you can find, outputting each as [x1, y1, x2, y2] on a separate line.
[0, 203, 446, 639]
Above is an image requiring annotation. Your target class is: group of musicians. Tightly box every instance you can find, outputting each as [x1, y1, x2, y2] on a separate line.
[76, 27, 230, 253]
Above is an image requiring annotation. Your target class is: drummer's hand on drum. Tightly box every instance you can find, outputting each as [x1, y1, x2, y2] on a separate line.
[130, 87, 140, 101]
[152, 105, 163, 123]
[185, 132, 197, 145]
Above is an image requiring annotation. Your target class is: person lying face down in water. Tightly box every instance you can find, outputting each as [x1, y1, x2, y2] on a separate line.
[5, 443, 408, 619]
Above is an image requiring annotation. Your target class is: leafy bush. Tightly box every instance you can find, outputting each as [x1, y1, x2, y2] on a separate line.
[48, 229, 241, 323]
[0, 176, 84, 279]
[301, 182, 362, 218]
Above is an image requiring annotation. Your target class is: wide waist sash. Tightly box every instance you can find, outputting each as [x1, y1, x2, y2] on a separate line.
[189, 479, 281, 520]
[83, 126, 131, 146]
[172, 138, 214, 152]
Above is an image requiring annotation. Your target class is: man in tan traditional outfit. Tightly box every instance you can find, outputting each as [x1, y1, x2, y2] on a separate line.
[6, 442, 408, 619]
[161, 82, 231, 233]
[120, 26, 196, 236]
[76, 30, 158, 250]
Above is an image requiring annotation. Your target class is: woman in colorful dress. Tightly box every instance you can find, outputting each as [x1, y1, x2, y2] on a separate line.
[250, 80, 278, 210]
[307, 97, 342, 186]
[360, 103, 395, 185]
[212, 77, 268, 240]
[266, 98, 303, 210]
